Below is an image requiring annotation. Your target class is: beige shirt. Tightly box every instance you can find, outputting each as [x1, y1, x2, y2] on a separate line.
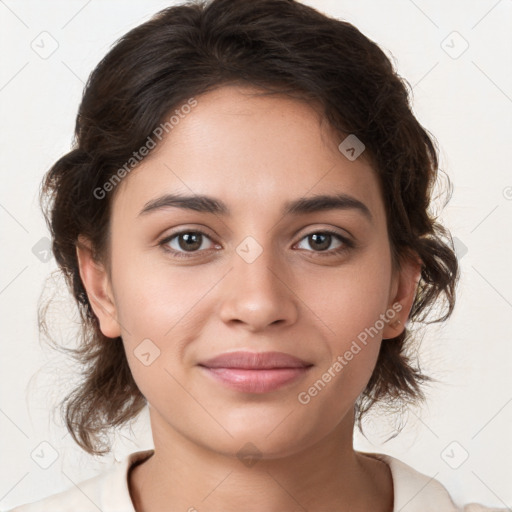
[6, 449, 505, 512]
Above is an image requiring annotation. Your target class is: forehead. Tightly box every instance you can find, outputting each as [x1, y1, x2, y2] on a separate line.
[112, 85, 385, 226]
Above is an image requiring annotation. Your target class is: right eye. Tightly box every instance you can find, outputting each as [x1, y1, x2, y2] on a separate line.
[159, 230, 219, 258]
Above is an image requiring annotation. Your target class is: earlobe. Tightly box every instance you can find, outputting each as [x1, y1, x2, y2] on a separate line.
[382, 252, 423, 340]
[75, 236, 122, 339]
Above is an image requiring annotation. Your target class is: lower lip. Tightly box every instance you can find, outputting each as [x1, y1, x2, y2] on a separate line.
[199, 366, 311, 393]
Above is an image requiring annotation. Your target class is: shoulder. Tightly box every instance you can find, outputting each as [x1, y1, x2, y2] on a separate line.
[4, 449, 154, 512]
[362, 452, 507, 512]
[462, 506, 507, 512]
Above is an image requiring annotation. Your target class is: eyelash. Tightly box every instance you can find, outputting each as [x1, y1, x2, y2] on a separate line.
[158, 228, 355, 259]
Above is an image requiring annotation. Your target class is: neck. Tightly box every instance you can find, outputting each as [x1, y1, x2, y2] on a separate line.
[129, 409, 393, 512]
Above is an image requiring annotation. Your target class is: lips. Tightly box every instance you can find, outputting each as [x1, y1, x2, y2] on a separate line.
[199, 351, 312, 370]
[198, 351, 313, 393]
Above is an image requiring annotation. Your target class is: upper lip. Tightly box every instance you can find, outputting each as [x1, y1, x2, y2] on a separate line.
[199, 351, 313, 369]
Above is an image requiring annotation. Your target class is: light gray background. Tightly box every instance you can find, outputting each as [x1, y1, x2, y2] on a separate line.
[1, 0, 511, 509]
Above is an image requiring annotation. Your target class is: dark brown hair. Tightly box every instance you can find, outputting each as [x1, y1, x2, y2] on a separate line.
[40, 0, 459, 455]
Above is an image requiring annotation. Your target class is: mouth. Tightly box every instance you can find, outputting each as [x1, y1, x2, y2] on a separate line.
[198, 351, 313, 393]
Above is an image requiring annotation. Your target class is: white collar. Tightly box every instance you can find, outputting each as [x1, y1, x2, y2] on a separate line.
[21, 448, 469, 511]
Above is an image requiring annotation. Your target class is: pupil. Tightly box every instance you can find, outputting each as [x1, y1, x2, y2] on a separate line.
[311, 233, 330, 251]
[179, 232, 201, 251]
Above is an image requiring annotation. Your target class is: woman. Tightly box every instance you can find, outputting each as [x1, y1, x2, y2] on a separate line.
[7, 0, 505, 510]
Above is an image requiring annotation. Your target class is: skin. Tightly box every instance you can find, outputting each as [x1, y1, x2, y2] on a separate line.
[77, 85, 421, 512]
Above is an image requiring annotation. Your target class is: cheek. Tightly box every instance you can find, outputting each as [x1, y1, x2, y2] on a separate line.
[295, 273, 390, 430]
[109, 251, 221, 396]
[111, 246, 215, 338]
[299, 249, 393, 395]
[110, 264, 201, 409]
[303, 250, 393, 345]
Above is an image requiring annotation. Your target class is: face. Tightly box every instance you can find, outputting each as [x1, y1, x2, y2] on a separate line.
[78, 85, 419, 459]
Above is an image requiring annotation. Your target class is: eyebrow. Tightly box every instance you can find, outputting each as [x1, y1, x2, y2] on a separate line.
[138, 192, 373, 222]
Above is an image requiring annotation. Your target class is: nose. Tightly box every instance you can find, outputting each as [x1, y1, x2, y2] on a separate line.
[217, 242, 299, 332]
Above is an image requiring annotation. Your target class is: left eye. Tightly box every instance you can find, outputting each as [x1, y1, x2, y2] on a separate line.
[295, 231, 347, 252]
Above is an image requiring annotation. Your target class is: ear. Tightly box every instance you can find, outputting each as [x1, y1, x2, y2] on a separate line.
[381, 250, 422, 340]
[76, 235, 122, 339]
